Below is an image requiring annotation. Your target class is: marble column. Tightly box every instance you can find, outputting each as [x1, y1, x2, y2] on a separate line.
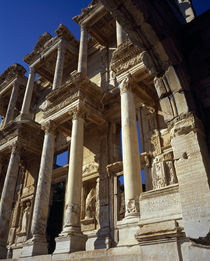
[20, 67, 35, 118]
[116, 21, 126, 47]
[52, 42, 65, 90]
[54, 112, 87, 254]
[0, 143, 21, 259]
[119, 76, 142, 218]
[4, 81, 19, 126]
[77, 24, 88, 75]
[21, 122, 56, 257]
[0, 157, 3, 198]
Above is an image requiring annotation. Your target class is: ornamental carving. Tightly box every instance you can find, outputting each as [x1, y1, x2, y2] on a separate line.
[111, 39, 144, 75]
[41, 120, 57, 134]
[126, 198, 139, 215]
[82, 163, 99, 176]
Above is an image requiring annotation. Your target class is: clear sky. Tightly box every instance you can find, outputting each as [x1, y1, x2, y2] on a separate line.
[0, 0, 209, 75]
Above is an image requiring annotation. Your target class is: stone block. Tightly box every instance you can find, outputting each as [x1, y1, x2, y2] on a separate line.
[139, 184, 181, 222]
[159, 96, 175, 122]
[165, 66, 183, 93]
[54, 233, 87, 254]
[174, 91, 189, 115]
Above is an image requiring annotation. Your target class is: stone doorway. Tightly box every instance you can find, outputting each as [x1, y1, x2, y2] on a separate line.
[46, 181, 66, 254]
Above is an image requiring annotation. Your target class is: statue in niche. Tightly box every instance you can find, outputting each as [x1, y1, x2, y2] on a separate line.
[84, 188, 96, 220]
[19, 201, 31, 235]
[164, 160, 177, 185]
[152, 158, 166, 189]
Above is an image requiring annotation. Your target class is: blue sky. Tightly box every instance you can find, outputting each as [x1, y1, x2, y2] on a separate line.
[0, 0, 209, 75]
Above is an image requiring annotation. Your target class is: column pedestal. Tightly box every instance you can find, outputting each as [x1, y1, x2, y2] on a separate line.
[54, 113, 87, 254]
[21, 122, 56, 257]
[119, 77, 142, 218]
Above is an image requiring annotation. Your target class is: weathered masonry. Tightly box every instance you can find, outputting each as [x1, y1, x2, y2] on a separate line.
[0, 0, 209, 260]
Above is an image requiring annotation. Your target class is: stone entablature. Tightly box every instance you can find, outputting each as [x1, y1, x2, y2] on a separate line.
[41, 72, 106, 125]
[24, 24, 79, 66]
[0, 121, 43, 156]
[0, 64, 26, 91]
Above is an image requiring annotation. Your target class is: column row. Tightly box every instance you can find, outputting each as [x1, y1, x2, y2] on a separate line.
[19, 20, 125, 120]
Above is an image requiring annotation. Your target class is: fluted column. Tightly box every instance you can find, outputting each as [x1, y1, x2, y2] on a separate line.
[77, 24, 88, 75]
[116, 21, 126, 47]
[52, 42, 65, 90]
[20, 67, 35, 117]
[0, 143, 21, 259]
[54, 111, 87, 254]
[119, 76, 142, 218]
[4, 81, 19, 126]
[21, 121, 56, 257]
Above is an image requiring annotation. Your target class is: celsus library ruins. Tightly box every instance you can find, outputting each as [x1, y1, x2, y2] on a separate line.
[0, 0, 209, 260]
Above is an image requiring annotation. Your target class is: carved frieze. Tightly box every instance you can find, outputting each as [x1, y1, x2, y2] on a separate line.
[82, 162, 99, 177]
[111, 39, 144, 75]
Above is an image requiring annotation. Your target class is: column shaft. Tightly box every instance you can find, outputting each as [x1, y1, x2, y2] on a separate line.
[63, 116, 84, 232]
[54, 115, 87, 254]
[77, 24, 88, 75]
[116, 21, 126, 47]
[21, 123, 55, 257]
[4, 81, 19, 126]
[21, 67, 35, 116]
[31, 128, 55, 237]
[120, 80, 142, 217]
[0, 145, 20, 259]
[52, 43, 65, 90]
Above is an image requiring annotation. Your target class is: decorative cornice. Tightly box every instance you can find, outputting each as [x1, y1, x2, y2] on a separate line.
[111, 39, 144, 75]
[73, 0, 100, 24]
[0, 64, 26, 86]
[55, 24, 78, 45]
[24, 25, 78, 65]
[24, 32, 53, 64]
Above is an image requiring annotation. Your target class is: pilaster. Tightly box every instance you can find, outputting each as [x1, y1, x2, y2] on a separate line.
[170, 113, 210, 242]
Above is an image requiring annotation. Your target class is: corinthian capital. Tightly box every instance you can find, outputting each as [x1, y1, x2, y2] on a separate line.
[68, 106, 86, 121]
[41, 120, 57, 135]
[119, 74, 134, 94]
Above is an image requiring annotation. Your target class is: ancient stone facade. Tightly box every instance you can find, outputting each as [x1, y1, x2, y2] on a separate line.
[0, 1, 209, 260]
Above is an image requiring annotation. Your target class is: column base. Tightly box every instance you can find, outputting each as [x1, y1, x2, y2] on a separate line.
[54, 232, 87, 254]
[0, 245, 7, 259]
[17, 113, 32, 121]
[20, 235, 48, 257]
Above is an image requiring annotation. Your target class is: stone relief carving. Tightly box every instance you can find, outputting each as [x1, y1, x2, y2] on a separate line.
[82, 162, 99, 176]
[84, 188, 96, 220]
[126, 198, 139, 216]
[152, 158, 166, 189]
[18, 201, 31, 235]
[164, 160, 177, 185]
